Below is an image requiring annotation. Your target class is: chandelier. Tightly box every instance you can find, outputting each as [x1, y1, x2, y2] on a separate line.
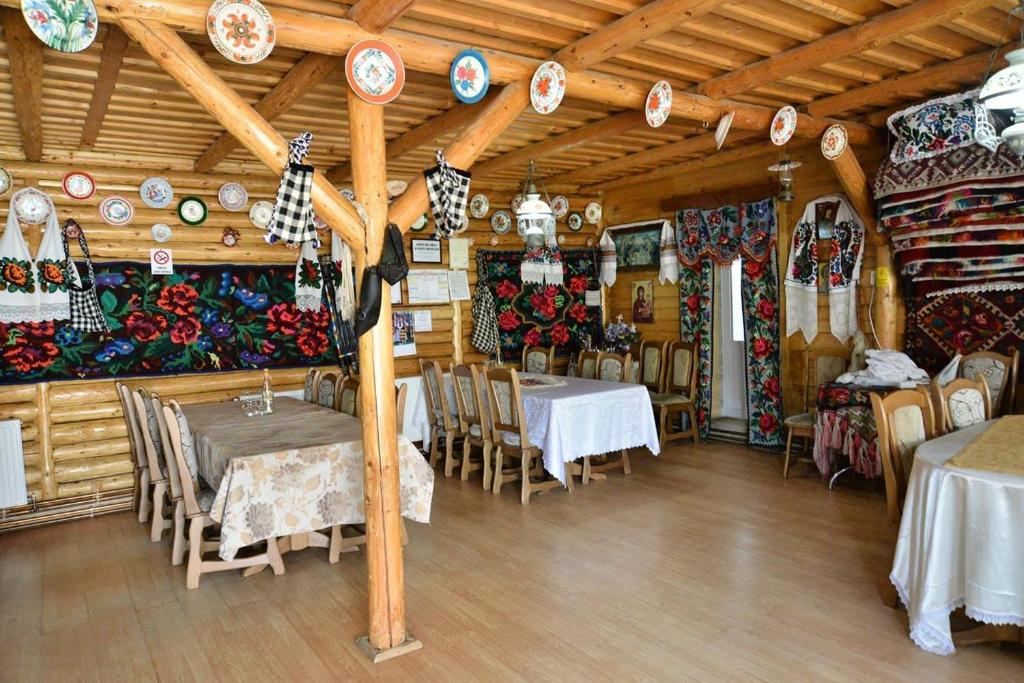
[516, 161, 563, 285]
[979, 2, 1024, 153]
[767, 156, 802, 203]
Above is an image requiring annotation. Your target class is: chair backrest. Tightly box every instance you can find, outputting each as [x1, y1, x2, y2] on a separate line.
[484, 366, 530, 449]
[395, 383, 408, 430]
[666, 341, 697, 398]
[931, 377, 991, 434]
[317, 372, 339, 409]
[870, 388, 935, 524]
[522, 345, 554, 374]
[638, 340, 668, 392]
[960, 350, 1019, 416]
[303, 368, 321, 403]
[578, 350, 601, 379]
[452, 363, 490, 441]
[130, 389, 165, 479]
[420, 358, 454, 430]
[116, 382, 146, 470]
[162, 402, 202, 517]
[598, 352, 632, 382]
[803, 348, 852, 413]
[149, 392, 183, 500]
[336, 376, 359, 417]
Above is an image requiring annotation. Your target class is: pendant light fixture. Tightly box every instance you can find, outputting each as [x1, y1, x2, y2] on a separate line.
[767, 156, 802, 203]
[979, 2, 1024, 152]
[516, 161, 563, 285]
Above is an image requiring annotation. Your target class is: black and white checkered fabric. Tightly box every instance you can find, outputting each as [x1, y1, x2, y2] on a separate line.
[470, 283, 499, 355]
[266, 132, 320, 249]
[423, 150, 471, 239]
[61, 221, 110, 333]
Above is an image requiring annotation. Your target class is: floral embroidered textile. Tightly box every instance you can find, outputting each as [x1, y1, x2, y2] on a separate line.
[676, 198, 777, 266]
[886, 90, 977, 164]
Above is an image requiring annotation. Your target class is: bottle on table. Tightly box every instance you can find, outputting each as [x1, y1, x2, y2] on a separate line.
[262, 369, 274, 413]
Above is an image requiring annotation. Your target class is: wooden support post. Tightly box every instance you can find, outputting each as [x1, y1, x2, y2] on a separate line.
[347, 93, 420, 662]
[80, 26, 130, 148]
[2, 7, 44, 161]
[36, 383, 56, 500]
[118, 18, 366, 250]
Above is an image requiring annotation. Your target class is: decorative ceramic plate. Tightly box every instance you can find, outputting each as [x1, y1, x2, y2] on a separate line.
[13, 187, 51, 224]
[530, 61, 566, 115]
[218, 182, 248, 211]
[351, 200, 369, 225]
[221, 227, 240, 247]
[469, 193, 489, 218]
[207, 0, 276, 65]
[249, 200, 273, 228]
[345, 39, 405, 104]
[312, 212, 328, 232]
[140, 176, 174, 209]
[61, 171, 95, 200]
[151, 223, 172, 243]
[450, 49, 490, 104]
[177, 196, 208, 226]
[584, 201, 602, 225]
[490, 209, 512, 234]
[567, 211, 583, 232]
[386, 179, 408, 199]
[821, 123, 849, 160]
[100, 196, 135, 226]
[21, 0, 99, 53]
[510, 193, 525, 214]
[715, 109, 734, 150]
[770, 105, 798, 146]
[645, 80, 673, 128]
[410, 212, 429, 232]
[0, 167, 11, 195]
[550, 195, 569, 218]
[340, 188, 356, 201]
[455, 214, 470, 234]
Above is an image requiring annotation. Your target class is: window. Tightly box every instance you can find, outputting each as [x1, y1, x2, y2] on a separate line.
[731, 259, 745, 343]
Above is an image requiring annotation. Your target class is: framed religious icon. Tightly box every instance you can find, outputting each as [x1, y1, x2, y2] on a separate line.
[611, 222, 663, 271]
[815, 200, 839, 239]
[631, 280, 655, 324]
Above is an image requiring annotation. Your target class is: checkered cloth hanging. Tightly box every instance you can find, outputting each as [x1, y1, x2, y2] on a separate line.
[470, 283, 499, 355]
[266, 132, 320, 249]
[423, 150, 471, 239]
[61, 221, 109, 333]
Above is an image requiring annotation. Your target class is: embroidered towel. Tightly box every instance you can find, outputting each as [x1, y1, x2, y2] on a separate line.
[658, 220, 678, 284]
[599, 231, 617, 286]
[295, 240, 323, 312]
[331, 232, 355, 321]
[36, 206, 70, 322]
[0, 207, 37, 323]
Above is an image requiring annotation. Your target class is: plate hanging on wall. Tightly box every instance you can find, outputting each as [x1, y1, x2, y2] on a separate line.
[770, 105, 798, 146]
[530, 61, 566, 115]
[469, 193, 489, 219]
[62, 171, 95, 200]
[584, 202, 602, 225]
[249, 200, 273, 228]
[386, 179, 408, 199]
[450, 49, 490, 104]
[821, 124, 849, 160]
[410, 212, 429, 232]
[13, 187, 51, 224]
[0, 167, 11, 195]
[345, 39, 405, 104]
[645, 80, 673, 128]
[100, 196, 135, 226]
[151, 223, 173, 243]
[21, 0, 98, 53]
[207, 0, 276, 64]
[218, 182, 248, 211]
[490, 209, 512, 235]
[550, 195, 569, 218]
[140, 177, 174, 208]
[567, 211, 583, 232]
[177, 196, 208, 226]
[510, 192, 525, 214]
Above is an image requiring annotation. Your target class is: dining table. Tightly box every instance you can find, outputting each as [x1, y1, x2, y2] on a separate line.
[889, 416, 1024, 655]
[183, 397, 435, 563]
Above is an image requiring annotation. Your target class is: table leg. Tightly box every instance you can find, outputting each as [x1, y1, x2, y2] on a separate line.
[241, 531, 332, 577]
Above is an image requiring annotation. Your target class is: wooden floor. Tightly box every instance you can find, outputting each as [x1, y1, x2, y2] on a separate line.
[2, 442, 1021, 682]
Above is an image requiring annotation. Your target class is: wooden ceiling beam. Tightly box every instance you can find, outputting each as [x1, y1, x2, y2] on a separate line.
[80, 26, 130, 148]
[554, 0, 720, 72]
[2, 7, 44, 161]
[348, 0, 419, 33]
[697, 0, 999, 100]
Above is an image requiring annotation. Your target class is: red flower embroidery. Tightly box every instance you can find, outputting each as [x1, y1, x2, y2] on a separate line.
[3, 340, 58, 372]
[764, 376, 780, 400]
[524, 327, 542, 346]
[297, 330, 328, 357]
[567, 302, 588, 323]
[498, 310, 520, 331]
[169, 317, 201, 345]
[745, 259, 763, 278]
[157, 283, 198, 316]
[495, 279, 519, 300]
[759, 413, 778, 434]
[568, 275, 588, 294]
[21, 321, 55, 339]
[550, 323, 569, 346]
[830, 273, 841, 286]
[752, 337, 772, 358]
[831, 388, 851, 405]
[756, 299, 775, 320]
[686, 293, 699, 313]
[266, 302, 301, 336]
[125, 311, 168, 342]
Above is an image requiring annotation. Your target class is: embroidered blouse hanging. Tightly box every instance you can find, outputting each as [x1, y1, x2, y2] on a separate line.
[784, 194, 865, 344]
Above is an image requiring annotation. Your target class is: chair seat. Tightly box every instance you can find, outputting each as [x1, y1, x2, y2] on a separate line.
[196, 487, 218, 513]
[496, 431, 521, 446]
[784, 412, 814, 428]
[469, 424, 483, 438]
[650, 393, 691, 406]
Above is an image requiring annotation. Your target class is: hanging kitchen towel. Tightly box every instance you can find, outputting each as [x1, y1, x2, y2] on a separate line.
[658, 219, 678, 285]
[36, 205, 70, 322]
[598, 230, 617, 286]
[61, 220, 109, 333]
[423, 150, 471, 238]
[0, 204, 38, 323]
[266, 132, 320, 248]
[470, 283, 499, 354]
[295, 240, 323, 312]
[331, 232, 355, 322]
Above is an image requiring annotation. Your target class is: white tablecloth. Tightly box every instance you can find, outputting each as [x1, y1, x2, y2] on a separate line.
[890, 420, 1024, 655]
[521, 376, 660, 485]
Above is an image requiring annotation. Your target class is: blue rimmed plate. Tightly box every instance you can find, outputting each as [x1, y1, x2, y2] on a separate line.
[450, 49, 490, 104]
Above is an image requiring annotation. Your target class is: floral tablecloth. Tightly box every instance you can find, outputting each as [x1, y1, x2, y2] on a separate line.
[812, 382, 893, 479]
[183, 398, 434, 560]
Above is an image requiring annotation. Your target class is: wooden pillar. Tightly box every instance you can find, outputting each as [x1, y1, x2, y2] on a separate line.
[36, 383, 56, 500]
[347, 93, 419, 662]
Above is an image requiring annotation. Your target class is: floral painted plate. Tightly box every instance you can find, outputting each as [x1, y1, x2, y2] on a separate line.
[345, 39, 405, 104]
[312, 212, 328, 233]
[340, 188, 356, 201]
[510, 192, 525, 214]
[62, 171, 95, 200]
[13, 187, 51, 224]
[645, 80, 673, 128]
[584, 201, 602, 225]
[22, 0, 99, 53]
[221, 227, 240, 247]
[469, 193, 489, 219]
[550, 195, 569, 218]
[770, 105, 798, 146]
[218, 182, 248, 211]
[450, 49, 490, 104]
[567, 211, 583, 232]
[530, 61, 566, 115]
[410, 212, 429, 232]
[386, 179, 408, 199]
[207, 0, 276, 65]
[140, 176, 174, 209]
[490, 209, 512, 234]
[821, 123, 849, 160]
[100, 196, 135, 226]
[249, 200, 273, 228]
[177, 196, 208, 226]
[0, 167, 11, 195]
[151, 223, 172, 243]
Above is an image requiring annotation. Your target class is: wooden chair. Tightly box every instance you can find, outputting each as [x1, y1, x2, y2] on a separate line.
[960, 350, 1019, 416]
[577, 350, 601, 379]
[638, 340, 668, 394]
[485, 366, 570, 504]
[598, 352, 632, 382]
[452, 363, 493, 489]
[870, 388, 936, 524]
[116, 382, 150, 523]
[650, 341, 699, 447]
[931, 377, 991, 435]
[316, 372, 339, 409]
[395, 383, 408, 431]
[420, 359, 460, 477]
[162, 400, 284, 589]
[522, 345, 555, 374]
[782, 347, 851, 478]
[302, 368, 321, 403]
[336, 375, 360, 417]
[149, 391, 189, 565]
[130, 389, 172, 543]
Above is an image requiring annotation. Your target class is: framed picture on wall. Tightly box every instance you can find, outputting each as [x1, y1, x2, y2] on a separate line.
[631, 279, 655, 324]
[411, 238, 442, 263]
[609, 220, 667, 271]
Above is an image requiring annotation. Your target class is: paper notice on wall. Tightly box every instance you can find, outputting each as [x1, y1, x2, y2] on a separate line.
[391, 281, 403, 305]
[413, 310, 432, 332]
[585, 289, 601, 306]
[448, 270, 470, 301]
[449, 237, 470, 269]
[393, 311, 416, 357]
[406, 269, 450, 304]
[150, 248, 173, 275]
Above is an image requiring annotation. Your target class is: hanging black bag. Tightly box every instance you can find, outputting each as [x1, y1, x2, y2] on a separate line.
[378, 223, 409, 286]
[61, 220, 110, 333]
[353, 266, 382, 338]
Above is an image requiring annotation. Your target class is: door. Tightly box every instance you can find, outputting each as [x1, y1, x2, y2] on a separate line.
[718, 259, 747, 421]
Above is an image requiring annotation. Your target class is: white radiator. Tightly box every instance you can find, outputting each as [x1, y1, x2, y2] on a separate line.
[0, 419, 27, 508]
